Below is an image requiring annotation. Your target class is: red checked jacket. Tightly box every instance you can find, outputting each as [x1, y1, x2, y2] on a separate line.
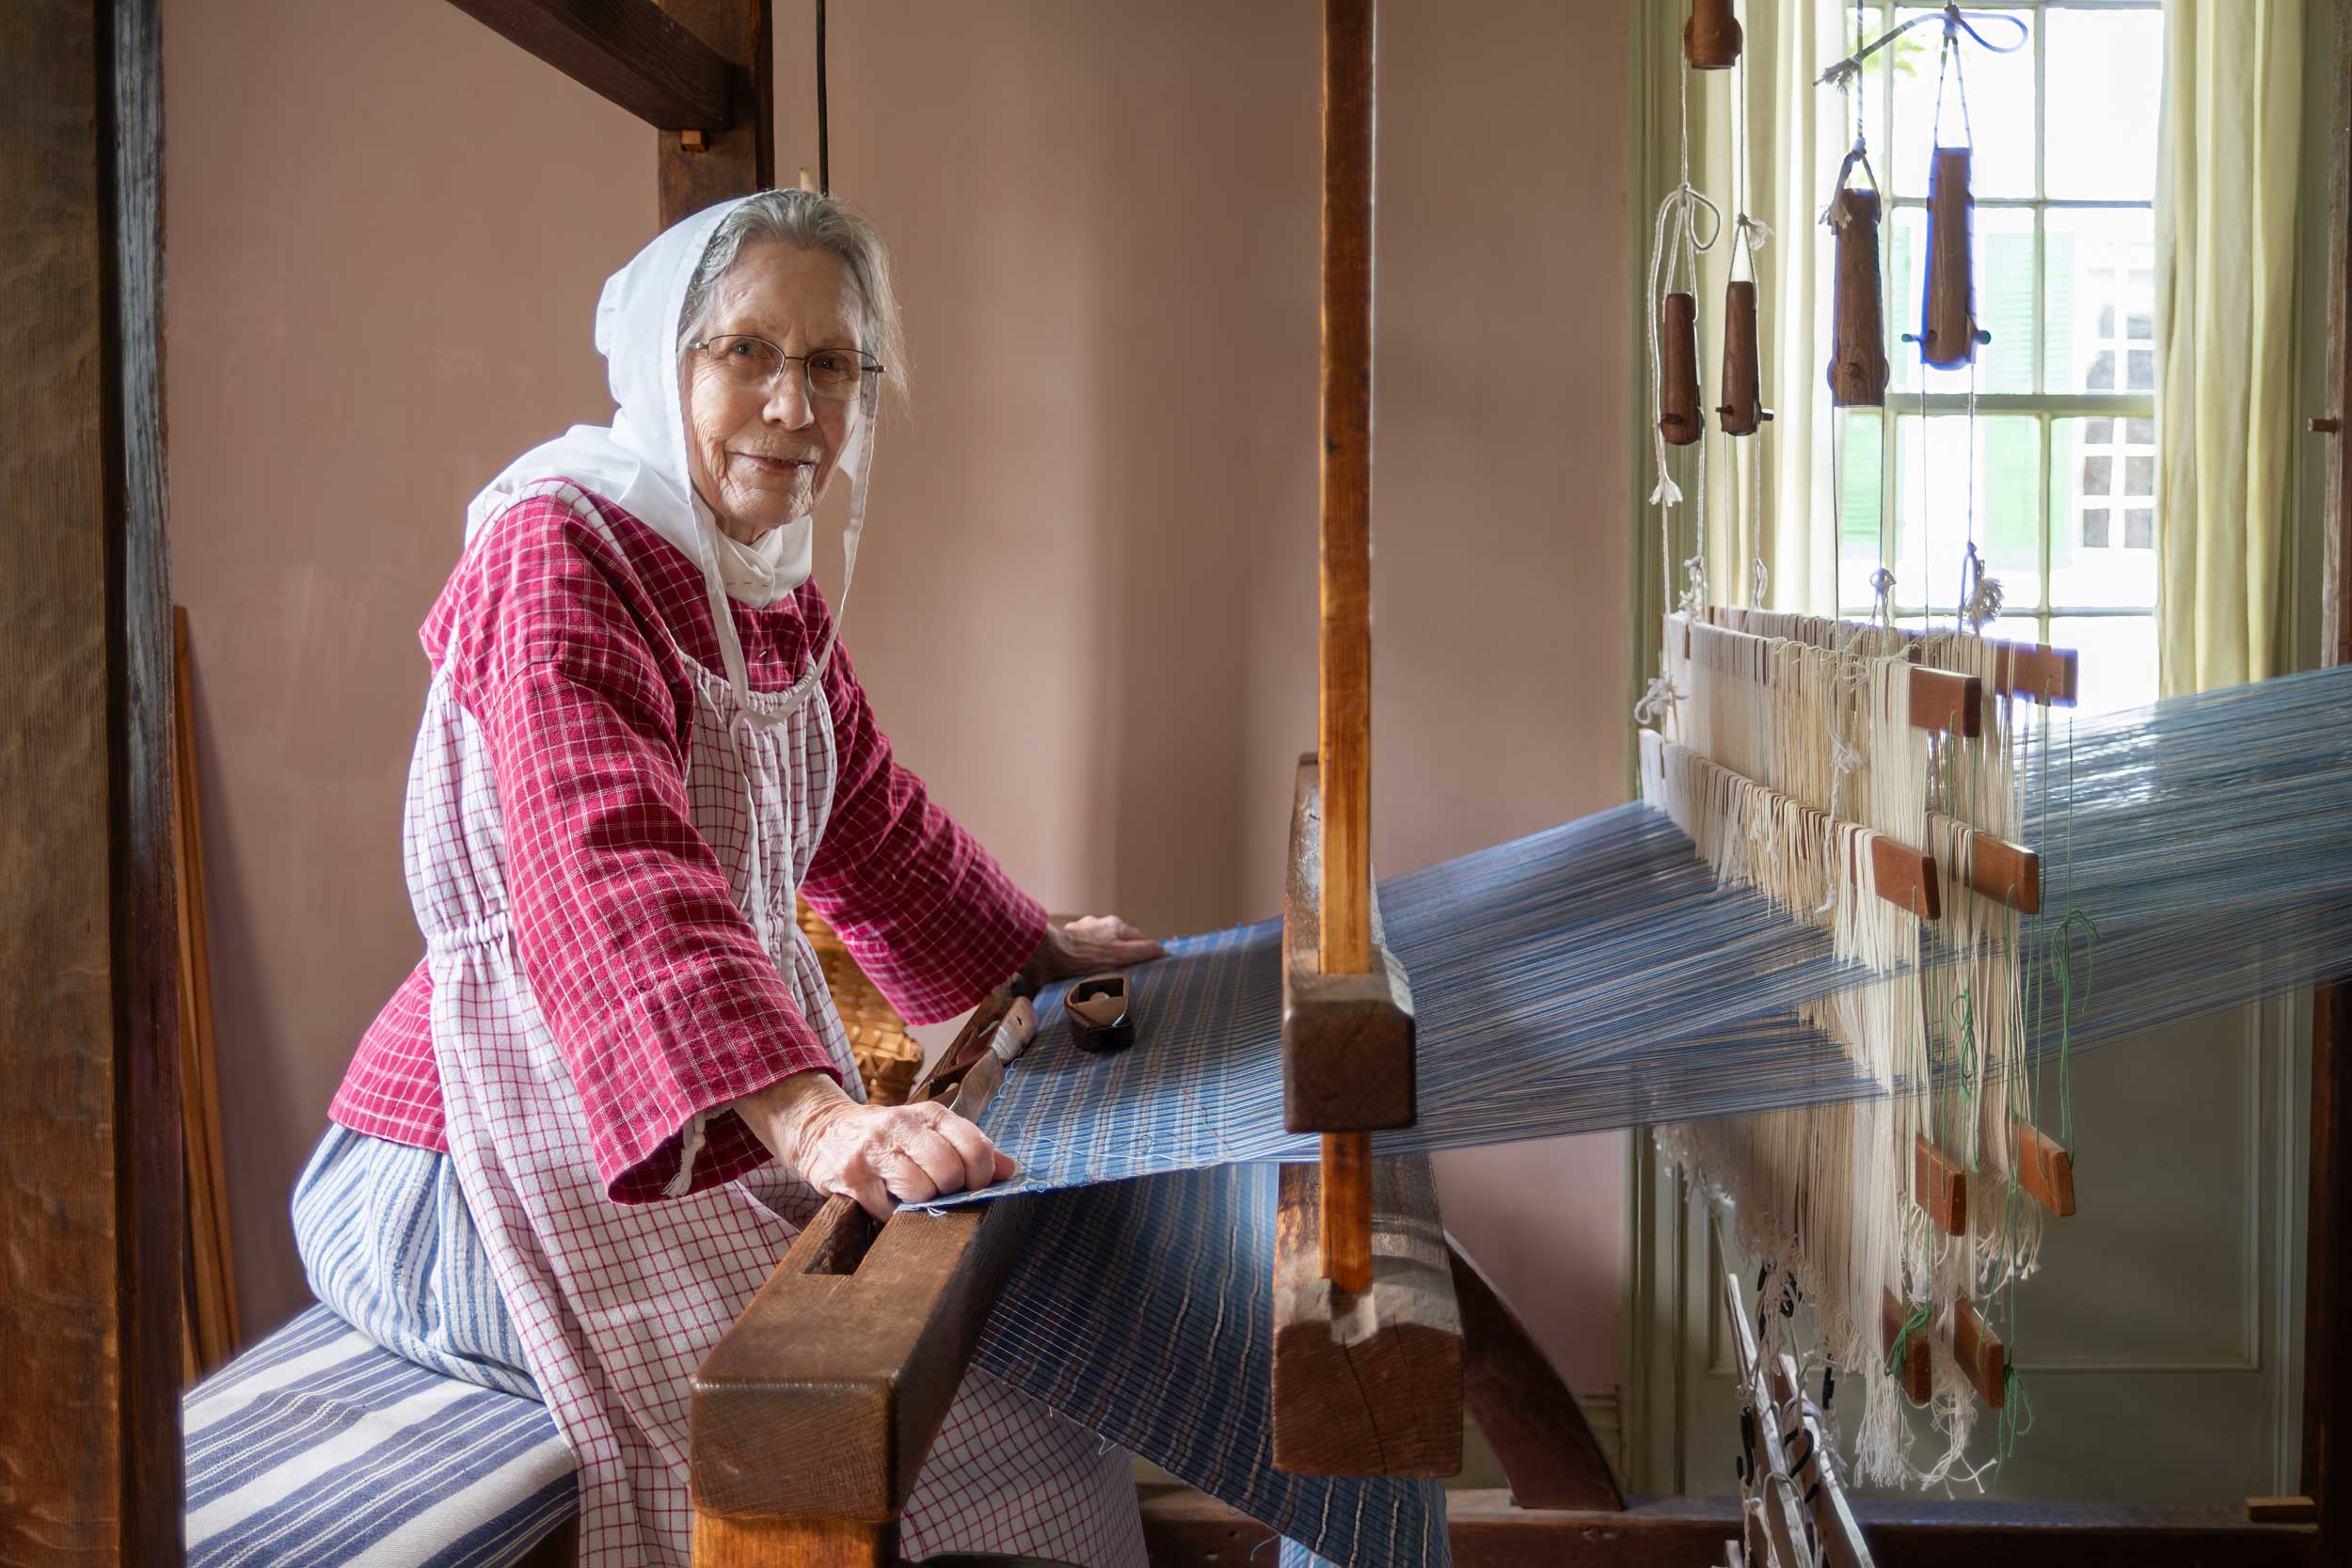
[327, 487, 1046, 1201]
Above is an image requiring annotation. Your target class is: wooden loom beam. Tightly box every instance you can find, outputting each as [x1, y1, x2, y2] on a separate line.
[687, 995, 1036, 1560]
[1, 0, 185, 1558]
[442, 0, 739, 132]
[1283, 756, 1416, 1132]
[653, 0, 774, 227]
[1449, 1237, 1624, 1511]
[1136, 1485, 2323, 1567]
[1272, 1159, 1463, 1478]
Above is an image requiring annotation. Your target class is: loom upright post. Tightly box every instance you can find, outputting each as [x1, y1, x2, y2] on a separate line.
[1269, 0, 1464, 1480]
[2303, 4, 2352, 1555]
[1317, 0, 1377, 1295]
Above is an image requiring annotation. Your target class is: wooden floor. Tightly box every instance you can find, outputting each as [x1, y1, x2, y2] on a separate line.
[1134, 1484, 2321, 1568]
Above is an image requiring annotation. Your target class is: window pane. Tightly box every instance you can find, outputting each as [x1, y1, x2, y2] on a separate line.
[2049, 416, 2159, 610]
[2044, 207, 2156, 394]
[1889, 7, 2036, 199]
[2048, 615, 2157, 716]
[1836, 408, 1888, 610]
[1886, 204, 2034, 395]
[2045, 8, 2163, 202]
[1893, 414, 2043, 612]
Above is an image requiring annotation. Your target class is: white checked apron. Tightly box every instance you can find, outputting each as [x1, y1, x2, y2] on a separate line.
[416, 487, 1143, 1567]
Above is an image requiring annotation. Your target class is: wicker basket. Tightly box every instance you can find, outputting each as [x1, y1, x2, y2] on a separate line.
[797, 897, 924, 1105]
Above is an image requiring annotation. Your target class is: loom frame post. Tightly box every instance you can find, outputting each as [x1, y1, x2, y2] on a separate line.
[1313, 0, 1381, 1299]
[0, 0, 185, 1558]
[2302, 7, 2352, 1559]
[1265, 0, 1477, 1481]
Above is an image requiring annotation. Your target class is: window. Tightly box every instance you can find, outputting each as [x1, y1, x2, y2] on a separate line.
[1832, 1, 2162, 714]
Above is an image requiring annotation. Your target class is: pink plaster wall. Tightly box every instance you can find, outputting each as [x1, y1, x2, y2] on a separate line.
[165, 0, 1634, 1391]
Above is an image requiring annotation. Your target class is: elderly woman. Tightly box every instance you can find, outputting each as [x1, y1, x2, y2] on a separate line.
[298, 191, 1163, 1566]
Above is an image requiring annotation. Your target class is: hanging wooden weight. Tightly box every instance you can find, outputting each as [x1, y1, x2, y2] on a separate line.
[1718, 278, 1771, 436]
[1826, 188, 1891, 407]
[1660, 291, 1704, 446]
[1919, 146, 1986, 369]
[1684, 0, 1741, 69]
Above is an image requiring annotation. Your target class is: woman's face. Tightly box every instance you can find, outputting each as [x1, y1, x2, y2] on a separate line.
[681, 241, 863, 542]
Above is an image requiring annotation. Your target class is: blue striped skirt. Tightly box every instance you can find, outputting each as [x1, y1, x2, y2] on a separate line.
[293, 1125, 535, 1399]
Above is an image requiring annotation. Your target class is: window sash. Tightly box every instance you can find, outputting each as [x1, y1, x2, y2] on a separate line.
[1834, 0, 2161, 643]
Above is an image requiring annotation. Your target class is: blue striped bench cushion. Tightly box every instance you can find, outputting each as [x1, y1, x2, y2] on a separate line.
[184, 1304, 577, 1568]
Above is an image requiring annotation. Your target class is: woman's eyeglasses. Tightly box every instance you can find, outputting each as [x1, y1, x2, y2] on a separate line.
[690, 334, 882, 403]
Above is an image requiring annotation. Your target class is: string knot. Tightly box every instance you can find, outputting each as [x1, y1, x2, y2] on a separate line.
[1633, 673, 1682, 729]
[1868, 566, 1899, 628]
[1677, 556, 1709, 618]
[1752, 557, 1771, 609]
[1959, 541, 2004, 631]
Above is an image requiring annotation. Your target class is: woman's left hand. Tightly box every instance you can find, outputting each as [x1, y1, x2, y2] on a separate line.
[1018, 913, 1167, 990]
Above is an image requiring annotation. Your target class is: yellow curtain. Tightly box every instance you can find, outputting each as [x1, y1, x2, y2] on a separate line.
[2155, 0, 2305, 693]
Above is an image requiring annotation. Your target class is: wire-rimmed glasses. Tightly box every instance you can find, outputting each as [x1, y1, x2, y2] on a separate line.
[689, 334, 882, 403]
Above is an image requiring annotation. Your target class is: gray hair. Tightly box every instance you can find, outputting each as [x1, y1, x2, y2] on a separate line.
[677, 188, 909, 403]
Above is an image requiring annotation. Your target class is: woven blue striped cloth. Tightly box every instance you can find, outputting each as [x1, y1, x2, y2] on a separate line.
[979, 1166, 1447, 1567]
[183, 1304, 575, 1568]
[946, 803, 1877, 1205]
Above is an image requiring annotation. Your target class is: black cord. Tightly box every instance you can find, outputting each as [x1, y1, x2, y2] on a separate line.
[816, 0, 830, 194]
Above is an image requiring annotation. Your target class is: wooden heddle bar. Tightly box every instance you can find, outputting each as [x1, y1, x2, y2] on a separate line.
[1641, 729, 1947, 921]
[1929, 808, 2042, 913]
[1698, 605, 2080, 708]
[1680, 615, 1986, 738]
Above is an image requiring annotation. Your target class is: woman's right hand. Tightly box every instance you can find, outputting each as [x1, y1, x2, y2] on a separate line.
[736, 1069, 1015, 1218]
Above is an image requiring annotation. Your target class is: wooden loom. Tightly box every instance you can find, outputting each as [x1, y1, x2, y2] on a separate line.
[5, 0, 2346, 1565]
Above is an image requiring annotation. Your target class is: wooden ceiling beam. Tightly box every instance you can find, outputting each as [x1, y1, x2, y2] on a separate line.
[443, 0, 739, 131]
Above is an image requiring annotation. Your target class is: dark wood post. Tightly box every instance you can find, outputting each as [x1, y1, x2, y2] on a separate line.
[1315, 0, 1378, 1299]
[2304, 8, 2352, 1561]
[0, 0, 183, 1561]
[657, 0, 775, 226]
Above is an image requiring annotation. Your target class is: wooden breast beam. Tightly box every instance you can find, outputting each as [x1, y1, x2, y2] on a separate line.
[688, 994, 1035, 1566]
